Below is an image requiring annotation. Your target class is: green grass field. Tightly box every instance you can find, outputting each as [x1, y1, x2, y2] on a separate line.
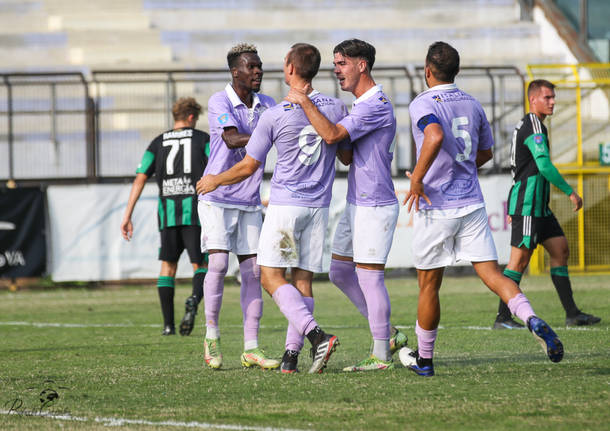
[1, 274, 608, 431]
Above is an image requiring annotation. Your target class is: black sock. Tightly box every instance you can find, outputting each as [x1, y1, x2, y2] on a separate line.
[550, 266, 580, 317]
[497, 269, 523, 320]
[306, 326, 323, 346]
[192, 268, 207, 304]
[157, 276, 175, 327]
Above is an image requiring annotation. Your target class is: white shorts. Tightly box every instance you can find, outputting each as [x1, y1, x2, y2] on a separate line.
[198, 201, 262, 255]
[257, 204, 329, 273]
[332, 202, 399, 264]
[412, 206, 498, 270]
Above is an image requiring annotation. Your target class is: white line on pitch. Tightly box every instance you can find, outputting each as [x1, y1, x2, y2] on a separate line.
[0, 410, 310, 431]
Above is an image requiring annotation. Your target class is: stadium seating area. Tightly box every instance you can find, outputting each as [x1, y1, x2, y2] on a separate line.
[0, 0, 564, 70]
[0, 0, 607, 179]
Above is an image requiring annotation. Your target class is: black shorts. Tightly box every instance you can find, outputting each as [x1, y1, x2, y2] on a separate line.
[510, 213, 565, 250]
[159, 225, 203, 264]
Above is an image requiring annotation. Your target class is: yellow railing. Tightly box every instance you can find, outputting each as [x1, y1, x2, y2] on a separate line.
[525, 64, 610, 274]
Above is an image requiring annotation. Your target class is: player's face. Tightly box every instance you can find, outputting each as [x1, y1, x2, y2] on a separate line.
[233, 53, 263, 93]
[530, 86, 555, 117]
[333, 52, 362, 94]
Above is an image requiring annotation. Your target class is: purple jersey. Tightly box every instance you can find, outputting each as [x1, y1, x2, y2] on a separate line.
[338, 85, 397, 207]
[409, 83, 494, 210]
[247, 91, 348, 207]
[201, 83, 275, 206]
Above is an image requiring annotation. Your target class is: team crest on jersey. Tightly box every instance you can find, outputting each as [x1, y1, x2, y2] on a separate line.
[432, 95, 443, 103]
[378, 96, 388, 104]
[218, 113, 229, 125]
[283, 103, 296, 111]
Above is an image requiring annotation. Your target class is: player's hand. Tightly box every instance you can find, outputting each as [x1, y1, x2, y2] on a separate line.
[569, 191, 583, 211]
[506, 215, 512, 225]
[120, 219, 133, 241]
[403, 171, 431, 212]
[285, 85, 309, 105]
[197, 174, 219, 195]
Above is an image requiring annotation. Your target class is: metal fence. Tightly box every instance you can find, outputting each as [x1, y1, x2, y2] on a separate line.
[1, 66, 525, 183]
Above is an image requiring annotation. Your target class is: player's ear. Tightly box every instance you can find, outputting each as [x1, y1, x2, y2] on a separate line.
[358, 59, 366, 73]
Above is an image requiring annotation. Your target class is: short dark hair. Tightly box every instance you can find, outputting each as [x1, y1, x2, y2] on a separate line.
[172, 97, 201, 122]
[333, 39, 376, 71]
[426, 41, 460, 83]
[287, 43, 321, 81]
[528, 79, 555, 98]
[227, 43, 258, 69]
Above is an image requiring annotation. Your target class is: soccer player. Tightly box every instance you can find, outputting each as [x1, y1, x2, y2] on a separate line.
[120, 97, 209, 336]
[285, 39, 407, 371]
[493, 79, 601, 329]
[198, 43, 347, 374]
[401, 42, 563, 376]
[198, 43, 278, 370]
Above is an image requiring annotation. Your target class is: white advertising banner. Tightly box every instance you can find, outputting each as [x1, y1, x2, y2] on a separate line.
[48, 183, 195, 282]
[48, 175, 512, 281]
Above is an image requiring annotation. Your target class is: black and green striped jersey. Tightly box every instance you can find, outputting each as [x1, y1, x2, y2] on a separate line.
[136, 127, 210, 230]
[507, 113, 573, 217]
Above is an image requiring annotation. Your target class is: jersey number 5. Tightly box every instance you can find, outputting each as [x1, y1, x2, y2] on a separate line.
[163, 138, 191, 175]
[452, 116, 472, 162]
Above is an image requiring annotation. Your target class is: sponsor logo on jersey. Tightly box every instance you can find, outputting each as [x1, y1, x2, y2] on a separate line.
[283, 103, 295, 111]
[162, 176, 196, 196]
[432, 95, 443, 103]
[378, 96, 388, 104]
[441, 178, 475, 197]
[533, 134, 546, 154]
[218, 113, 229, 125]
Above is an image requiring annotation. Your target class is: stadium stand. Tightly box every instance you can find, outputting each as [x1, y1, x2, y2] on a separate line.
[0, 0, 607, 180]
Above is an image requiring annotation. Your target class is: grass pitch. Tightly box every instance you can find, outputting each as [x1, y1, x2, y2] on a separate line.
[0, 274, 608, 430]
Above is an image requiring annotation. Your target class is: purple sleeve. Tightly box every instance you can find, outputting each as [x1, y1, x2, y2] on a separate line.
[409, 96, 434, 126]
[207, 93, 238, 131]
[478, 105, 494, 150]
[338, 101, 384, 142]
[245, 110, 274, 163]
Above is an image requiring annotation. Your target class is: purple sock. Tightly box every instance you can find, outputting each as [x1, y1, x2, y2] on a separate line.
[355, 267, 391, 340]
[507, 293, 536, 324]
[416, 320, 438, 359]
[285, 296, 314, 351]
[239, 257, 263, 346]
[272, 284, 317, 336]
[204, 252, 228, 332]
[329, 258, 368, 318]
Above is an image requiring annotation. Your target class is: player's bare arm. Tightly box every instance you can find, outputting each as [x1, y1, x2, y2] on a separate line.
[403, 122, 443, 212]
[476, 148, 493, 167]
[120, 173, 148, 241]
[221, 127, 250, 149]
[285, 86, 350, 145]
[197, 155, 261, 194]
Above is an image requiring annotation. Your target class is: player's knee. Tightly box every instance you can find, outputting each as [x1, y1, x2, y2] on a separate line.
[328, 259, 349, 286]
[208, 253, 229, 275]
